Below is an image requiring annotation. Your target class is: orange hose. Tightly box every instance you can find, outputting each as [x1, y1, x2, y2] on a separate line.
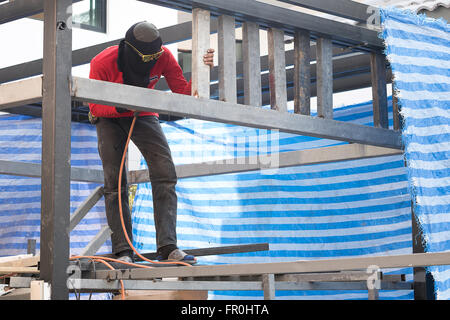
[117, 115, 193, 267]
[69, 114, 193, 299]
[93, 258, 125, 300]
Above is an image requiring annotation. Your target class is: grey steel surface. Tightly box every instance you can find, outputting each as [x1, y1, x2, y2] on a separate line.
[293, 30, 311, 115]
[218, 15, 237, 103]
[79, 225, 112, 256]
[40, 0, 72, 300]
[71, 77, 402, 149]
[69, 186, 104, 232]
[95, 251, 450, 280]
[370, 53, 389, 128]
[267, 28, 288, 112]
[276, 0, 371, 23]
[192, 8, 211, 98]
[316, 37, 334, 119]
[0, 0, 83, 25]
[242, 21, 262, 107]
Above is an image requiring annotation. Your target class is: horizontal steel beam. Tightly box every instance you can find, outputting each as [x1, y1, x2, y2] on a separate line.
[140, 0, 383, 49]
[0, 0, 82, 25]
[71, 77, 402, 149]
[69, 186, 104, 231]
[0, 76, 42, 110]
[0, 160, 104, 183]
[0, 0, 44, 25]
[276, 0, 371, 23]
[96, 251, 450, 280]
[67, 278, 411, 292]
[0, 20, 213, 84]
[0, 143, 402, 184]
[129, 143, 403, 184]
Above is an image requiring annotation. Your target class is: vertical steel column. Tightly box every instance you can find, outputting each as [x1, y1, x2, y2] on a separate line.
[41, 0, 72, 300]
[294, 29, 311, 115]
[192, 8, 211, 98]
[370, 52, 389, 128]
[392, 83, 402, 131]
[411, 204, 435, 300]
[218, 15, 237, 103]
[268, 28, 287, 112]
[316, 37, 333, 119]
[242, 21, 262, 107]
[262, 274, 275, 300]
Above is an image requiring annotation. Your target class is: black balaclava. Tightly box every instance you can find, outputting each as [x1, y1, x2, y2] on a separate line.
[118, 21, 163, 88]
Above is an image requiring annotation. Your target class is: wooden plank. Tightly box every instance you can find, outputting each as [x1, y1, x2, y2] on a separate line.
[294, 29, 311, 115]
[0, 267, 39, 274]
[316, 37, 334, 119]
[192, 8, 211, 98]
[242, 21, 262, 107]
[30, 280, 50, 300]
[0, 76, 42, 110]
[0, 255, 39, 268]
[268, 27, 287, 112]
[371, 52, 389, 128]
[218, 15, 237, 103]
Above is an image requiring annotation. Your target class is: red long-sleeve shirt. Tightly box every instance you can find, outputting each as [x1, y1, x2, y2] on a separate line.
[88, 45, 191, 118]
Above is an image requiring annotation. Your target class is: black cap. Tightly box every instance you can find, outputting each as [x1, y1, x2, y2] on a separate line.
[125, 21, 162, 54]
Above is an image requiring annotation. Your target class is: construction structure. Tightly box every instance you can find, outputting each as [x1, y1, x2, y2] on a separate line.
[0, 0, 449, 300]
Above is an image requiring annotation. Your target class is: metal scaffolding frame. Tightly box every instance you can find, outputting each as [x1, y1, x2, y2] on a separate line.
[1, 0, 448, 300]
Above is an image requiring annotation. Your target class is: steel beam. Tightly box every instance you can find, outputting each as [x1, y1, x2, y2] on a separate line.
[40, 0, 72, 300]
[276, 0, 371, 23]
[316, 37, 334, 119]
[0, 0, 44, 25]
[69, 186, 104, 232]
[0, 143, 402, 186]
[0, 0, 83, 25]
[0, 160, 104, 183]
[293, 30, 311, 115]
[96, 251, 450, 280]
[0, 76, 42, 109]
[218, 15, 237, 103]
[71, 77, 402, 149]
[66, 279, 411, 292]
[0, 20, 217, 84]
[139, 0, 383, 49]
[79, 225, 112, 256]
[268, 28, 287, 112]
[128, 143, 403, 184]
[191, 8, 211, 98]
[242, 21, 262, 107]
[370, 53, 389, 129]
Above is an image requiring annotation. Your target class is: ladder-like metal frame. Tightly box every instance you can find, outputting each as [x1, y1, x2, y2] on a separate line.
[0, 0, 444, 300]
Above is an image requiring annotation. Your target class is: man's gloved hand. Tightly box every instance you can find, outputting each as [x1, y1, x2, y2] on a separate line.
[116, 107, 129, 113]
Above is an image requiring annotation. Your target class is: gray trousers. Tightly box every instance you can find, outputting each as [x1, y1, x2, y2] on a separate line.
[95, 115, 178, 255]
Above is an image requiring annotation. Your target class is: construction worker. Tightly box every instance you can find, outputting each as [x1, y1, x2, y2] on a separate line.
[88, 21, 214, 264]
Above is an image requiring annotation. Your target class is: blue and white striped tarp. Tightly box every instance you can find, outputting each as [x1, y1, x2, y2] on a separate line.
[132, 98, 414, 300]
[0, 114, 111, 299]
[381, 8, 450, 300]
